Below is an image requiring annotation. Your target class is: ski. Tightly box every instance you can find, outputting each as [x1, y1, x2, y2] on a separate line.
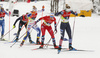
[58, 48, 94, 54]
[31, 47, 58, 51]
[4, 41, 21, 44]
[31, 48, 47, 51]
[62, 48, 94, 52]
[25, 43, 54, 46]
[31, 47, 57, 51]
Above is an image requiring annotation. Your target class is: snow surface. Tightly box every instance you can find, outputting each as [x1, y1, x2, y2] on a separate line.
[0, 1, 100, 58]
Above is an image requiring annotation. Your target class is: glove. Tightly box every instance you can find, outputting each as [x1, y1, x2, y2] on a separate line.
[42, 5, 45, 11]
[74, 11, 78, 16]
[13, 25, 15, 28]
[42, 9, 45, 11]
[9, 11, 11, 15]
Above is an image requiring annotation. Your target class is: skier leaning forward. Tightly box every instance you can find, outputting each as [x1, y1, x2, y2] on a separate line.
[55, 4, 78, 52]
[20, 6, 41, 46]
[13, 13, 35, 43]
[35, 13, 59, 49]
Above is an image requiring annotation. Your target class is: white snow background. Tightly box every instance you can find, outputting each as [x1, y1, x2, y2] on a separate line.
[0, 1, 100, 58]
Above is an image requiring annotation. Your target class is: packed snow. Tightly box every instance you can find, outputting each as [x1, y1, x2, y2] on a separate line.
[0, 1, 100, 58]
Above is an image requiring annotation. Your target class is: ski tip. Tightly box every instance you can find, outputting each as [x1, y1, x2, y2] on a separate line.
[31, 48, 37, 50]
[58, 50, 61, 54]
[58, 51, 60, 54]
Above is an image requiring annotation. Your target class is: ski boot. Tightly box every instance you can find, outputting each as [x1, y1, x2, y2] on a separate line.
[54, 45, 59, 49]
[36, 41, 41, 45]
[0, 35, 6, 41]
[39, 45, 43, 49]
[58, 46, 61, 54]
[20, 41, 25, 47]
[69, 46, 77, 51]
[13, 39, 18, 42]
[0, 38, 6, 41]
[29, 40, 35, 44]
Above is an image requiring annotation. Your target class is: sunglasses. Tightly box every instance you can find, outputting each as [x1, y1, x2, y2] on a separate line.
[66, 6, 70, 9]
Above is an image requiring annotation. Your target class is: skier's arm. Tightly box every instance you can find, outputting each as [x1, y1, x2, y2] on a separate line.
[37, 5, 45, 13]
[13, 16, 22, 26]
[71, 11, 78, 16]
[4, 11, 9, 16]
[27, 13, 32, 17]
[1, 9, 9, 16]
[54, 17, 57, 33]
[55, 11, 63, 16]
[35, 17, 45, 23]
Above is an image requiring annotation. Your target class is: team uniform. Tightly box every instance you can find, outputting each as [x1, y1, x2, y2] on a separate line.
[36, 15, 58, 49]
[56, 9, 78, 51]
[20, 11, 41, 46]
[0, 8, 9, 40]
[13, 15, 34, 43]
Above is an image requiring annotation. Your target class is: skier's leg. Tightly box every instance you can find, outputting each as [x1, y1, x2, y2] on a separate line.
[20, 31, 30, 46]
[66, 23, 76, 50]
[39, 25, 46, 48]
[47, 26, 58, 49]
[15, 22, 23, 41]
[25, 24, 34, 43]
[0, 20, 5, 40]
[33, 26, 41, 44]
[0, 20, 3, 40]
[20, 23, 31, 46]
[58, 23, 66, 50]
[1, 20, 5, 37]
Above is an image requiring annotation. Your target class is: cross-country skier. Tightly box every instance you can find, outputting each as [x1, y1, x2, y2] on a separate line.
[55, 4, 78, 53]
[0, 7, 9, 41]
[13, 13, 35, 43]
[20, 6, 41, 46]
[35, 13, 59, 49]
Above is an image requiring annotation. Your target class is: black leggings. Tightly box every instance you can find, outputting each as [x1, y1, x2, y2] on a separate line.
[16, 21, 31, 40]
[60, 22, 72, 40]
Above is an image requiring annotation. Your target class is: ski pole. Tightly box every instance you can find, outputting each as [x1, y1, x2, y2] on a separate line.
[11, 23, 28, 41]
[10, 23, 36, 48]
[10, 31, 26, 48]
[72, 16, 76, 39]
[2, 28, 14, 38]
[45, 31, 56, 48]
[9, 12, 11, 41]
